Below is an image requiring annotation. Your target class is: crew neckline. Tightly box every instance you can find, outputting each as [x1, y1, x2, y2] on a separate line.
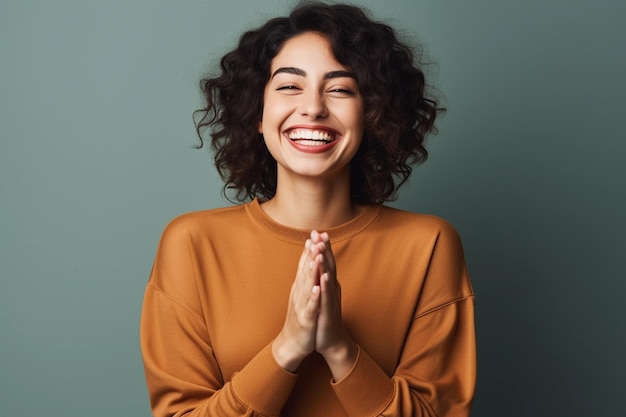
[245, 198, 383, 244]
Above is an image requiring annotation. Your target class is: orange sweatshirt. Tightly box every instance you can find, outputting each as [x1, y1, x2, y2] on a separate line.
[141, 199, 475, 417]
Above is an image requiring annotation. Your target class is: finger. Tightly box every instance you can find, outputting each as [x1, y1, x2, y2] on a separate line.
[317, 273, 336, 327]
[306, 285, 321, 315]
[293, 240, 321, 303]
[316, 251, 327, 276]
[320, 270, 340, 299]
[319, 233, 336, 276]
[309, 232, 325, 255]
[319, 272, 329, 304]
[309, 232, 330, 277]
[298, 240, 322, 278]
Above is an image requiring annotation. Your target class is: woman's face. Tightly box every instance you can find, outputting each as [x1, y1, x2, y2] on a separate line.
[259, 31, 364, 181]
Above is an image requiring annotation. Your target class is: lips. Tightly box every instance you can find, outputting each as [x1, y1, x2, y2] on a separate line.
[285, 126, 339, 147]
[288, 129, 336, 145]
[285, 127, 340, 153]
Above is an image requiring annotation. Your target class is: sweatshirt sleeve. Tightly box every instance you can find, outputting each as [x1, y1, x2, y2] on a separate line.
[331, 220, 476, 417]
[140, 217, 297, 417]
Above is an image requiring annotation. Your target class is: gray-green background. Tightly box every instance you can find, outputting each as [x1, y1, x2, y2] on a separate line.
[1, 1, 624, 416]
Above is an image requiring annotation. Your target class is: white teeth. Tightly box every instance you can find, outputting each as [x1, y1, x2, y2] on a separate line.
[294, 140, 328, 146]
[288, 129, 335, 142]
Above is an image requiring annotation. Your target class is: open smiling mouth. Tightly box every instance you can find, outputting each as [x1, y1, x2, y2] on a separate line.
[288, 129, 336, 146]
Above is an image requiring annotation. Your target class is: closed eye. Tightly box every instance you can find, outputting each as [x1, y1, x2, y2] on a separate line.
[328, 88, 356, 96]
[276, 85, 301, 92]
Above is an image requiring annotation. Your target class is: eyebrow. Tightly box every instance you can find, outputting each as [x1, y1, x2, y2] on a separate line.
[271, 67, 356, 80]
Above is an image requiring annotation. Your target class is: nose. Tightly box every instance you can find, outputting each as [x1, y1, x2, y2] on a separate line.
[298, 89, 328, 119]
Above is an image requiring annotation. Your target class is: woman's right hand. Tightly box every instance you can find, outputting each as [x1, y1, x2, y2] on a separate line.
[272, 238, 324, 372]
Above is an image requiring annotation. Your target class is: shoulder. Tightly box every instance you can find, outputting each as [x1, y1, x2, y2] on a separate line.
[377, 205, 462, 242]
[377, 207, 473, 310]
[148, 205, 249, 292]
[373, 206, 467, 270]
[159, 204, 248, 241]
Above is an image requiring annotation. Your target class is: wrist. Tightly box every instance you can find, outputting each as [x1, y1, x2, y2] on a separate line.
[271, 335, 307, 373]
[320, 339, 358, 381]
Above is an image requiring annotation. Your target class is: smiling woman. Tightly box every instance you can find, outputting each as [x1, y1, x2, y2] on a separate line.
[140, 2, 475, 417]
[194, 3, 440, 205]
[260, 32, 364, 197]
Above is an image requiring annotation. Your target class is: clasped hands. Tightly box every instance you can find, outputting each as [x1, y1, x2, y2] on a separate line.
[272, 230, 357, 381]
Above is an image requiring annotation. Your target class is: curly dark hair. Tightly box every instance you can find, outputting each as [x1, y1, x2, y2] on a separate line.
[194, 1, 444, 204]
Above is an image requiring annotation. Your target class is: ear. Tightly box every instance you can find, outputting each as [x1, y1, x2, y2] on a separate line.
[257, 121, 263, 134]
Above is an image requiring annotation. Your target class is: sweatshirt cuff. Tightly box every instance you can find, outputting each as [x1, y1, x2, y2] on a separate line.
[331, 346, 395, 416]
[231, 342, 298, 415]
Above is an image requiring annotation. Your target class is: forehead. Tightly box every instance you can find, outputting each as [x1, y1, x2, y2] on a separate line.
[270, 32, 346, 71]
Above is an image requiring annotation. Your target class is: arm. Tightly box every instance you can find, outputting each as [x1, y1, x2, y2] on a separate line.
[140, 219, 299, 417]
[332, 298, 475, 417]
[313, 224, 476, 417]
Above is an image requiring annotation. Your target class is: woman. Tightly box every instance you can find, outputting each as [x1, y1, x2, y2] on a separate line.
[140, 2, 475, 416]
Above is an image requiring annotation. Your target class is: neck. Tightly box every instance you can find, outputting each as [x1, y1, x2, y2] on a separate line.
[261, 170, 360, 230]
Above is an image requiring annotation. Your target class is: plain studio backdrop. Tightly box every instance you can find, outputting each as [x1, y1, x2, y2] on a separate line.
[1, 1, 624, 416]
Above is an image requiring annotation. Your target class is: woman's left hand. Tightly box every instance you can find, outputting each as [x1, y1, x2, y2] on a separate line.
[309, 230, 358, 381]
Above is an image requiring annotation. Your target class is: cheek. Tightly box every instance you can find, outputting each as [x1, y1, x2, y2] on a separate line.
[351, 109, 366, 140]
[259, 87, 275, 133]
[348, 100, 365, 127]
[260, 97, 289, 130]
